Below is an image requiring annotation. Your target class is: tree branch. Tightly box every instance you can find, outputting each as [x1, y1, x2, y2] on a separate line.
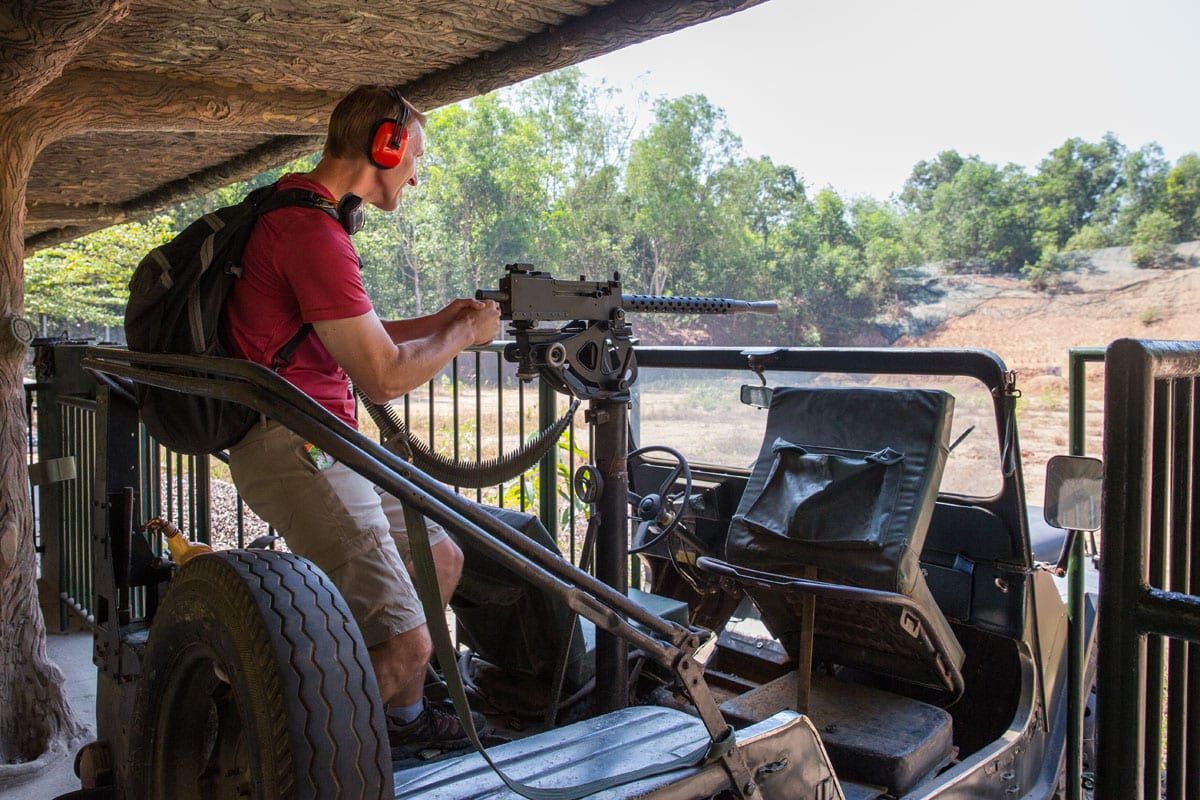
[0, 0, 131, 109]
[22, 70, 342, 138]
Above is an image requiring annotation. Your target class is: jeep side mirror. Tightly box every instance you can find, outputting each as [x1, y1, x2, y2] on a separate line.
[1043, 455, 1102, 532]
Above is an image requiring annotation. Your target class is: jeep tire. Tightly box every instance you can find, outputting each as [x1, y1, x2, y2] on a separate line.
[128, 550, 391, 799]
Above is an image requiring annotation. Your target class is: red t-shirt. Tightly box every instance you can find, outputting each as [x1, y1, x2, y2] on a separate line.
[225, 174, 372, 428]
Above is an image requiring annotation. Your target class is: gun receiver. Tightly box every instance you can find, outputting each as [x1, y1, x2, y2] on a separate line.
[476, 263, 777, 401]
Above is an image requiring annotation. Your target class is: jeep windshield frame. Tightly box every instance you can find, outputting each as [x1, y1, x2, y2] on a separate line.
[634, 346, 1033, 567]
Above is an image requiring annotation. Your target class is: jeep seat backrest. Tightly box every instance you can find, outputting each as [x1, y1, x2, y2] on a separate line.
[710, 386, 965, 695]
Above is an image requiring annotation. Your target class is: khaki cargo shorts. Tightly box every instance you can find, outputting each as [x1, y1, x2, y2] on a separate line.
[228, 420, 448, 647]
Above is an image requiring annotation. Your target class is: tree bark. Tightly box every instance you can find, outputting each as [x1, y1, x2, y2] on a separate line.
[0, 115, 84, 778]
[0, 0, 131, 110]
[24, 69, 341, 137]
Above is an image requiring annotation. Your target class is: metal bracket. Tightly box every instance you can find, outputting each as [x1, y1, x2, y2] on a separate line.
[28, 456, 76, 486]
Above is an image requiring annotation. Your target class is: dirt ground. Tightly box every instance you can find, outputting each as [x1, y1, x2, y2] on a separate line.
[895, 244, 1199, 505]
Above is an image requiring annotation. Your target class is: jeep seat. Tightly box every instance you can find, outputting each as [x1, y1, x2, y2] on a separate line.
[699, 386, 966, 697]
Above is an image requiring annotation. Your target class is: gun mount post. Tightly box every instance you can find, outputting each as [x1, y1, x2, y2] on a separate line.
[478, 263, 777, 712]
[589, 399, 629, 712]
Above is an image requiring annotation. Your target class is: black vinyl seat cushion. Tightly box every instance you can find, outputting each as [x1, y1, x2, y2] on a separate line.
[721, 386, 965, 693]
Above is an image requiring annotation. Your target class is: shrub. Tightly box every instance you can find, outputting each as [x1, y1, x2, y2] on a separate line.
[1064, 223, 1108, 252]
[1022, 247, 1067, 291]
[1131, 211, 1178, 268]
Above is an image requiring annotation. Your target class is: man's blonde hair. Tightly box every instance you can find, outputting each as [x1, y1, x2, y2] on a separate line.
[324, 85, 426, 160]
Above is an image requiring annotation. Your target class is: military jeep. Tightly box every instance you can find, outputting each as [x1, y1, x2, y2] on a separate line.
[58, 272, 1101, 799]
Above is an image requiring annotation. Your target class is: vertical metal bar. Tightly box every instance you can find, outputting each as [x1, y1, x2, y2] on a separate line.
[1067, 348, 1090, 800]
[518, 379, 526, 512]
[165, 446, 173, 523]
[1166, 378, 1191, 799]
[197, 454, 211, 545]
[496, 351, 504, 509]
[1145, 380, 1170, 795]
[62, 405, 72, 620]
[72, 406, 81, 616]
[452, 356, 460, 493]
[569, 413, 577, 565]
[1096, 340, 1150, 800]
[475, 351, 482, 504]
[538, 378, 558, 539]
[427, 375, 435, 457]
[236, 496, 245, 549]
[86, 406, 95, 617]
[56, 404, 67, 631]
[187, 454, 196, 539]
[1185, 378, 1200, 799]
[175, 452, 183, 528]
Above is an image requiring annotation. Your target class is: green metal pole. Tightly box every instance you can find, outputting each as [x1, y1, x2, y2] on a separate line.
[1066, 348, 1091, 800]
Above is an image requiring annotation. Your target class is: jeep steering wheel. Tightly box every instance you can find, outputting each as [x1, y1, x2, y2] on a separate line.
[627, 445, 693, 554]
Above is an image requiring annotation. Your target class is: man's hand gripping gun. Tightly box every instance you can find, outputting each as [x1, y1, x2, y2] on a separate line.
[476, 263, 778, 401]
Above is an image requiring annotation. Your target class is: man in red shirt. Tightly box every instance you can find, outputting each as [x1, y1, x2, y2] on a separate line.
[225, 85, 500, 754]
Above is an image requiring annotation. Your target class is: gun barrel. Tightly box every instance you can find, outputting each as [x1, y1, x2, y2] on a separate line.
[621, 295, 778, 315]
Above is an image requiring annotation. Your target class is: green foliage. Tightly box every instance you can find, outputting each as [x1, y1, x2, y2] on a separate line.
[1166, 153, 1200, 241]
[1021, 246, 1068, 291]
[24, 70, 1194, 350]
[25, 215, 176, 327]
[1032, 134, 1124, 249]
[1063, 223, 1108, 252]
[1130, 210, 1178, 268]
[926, 159, 1037, 271]
[499, 433, 589, 531]
[1139, 306, 1163, 325]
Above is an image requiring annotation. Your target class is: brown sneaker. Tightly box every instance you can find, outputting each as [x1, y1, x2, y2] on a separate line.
[387, 699, 487, 757]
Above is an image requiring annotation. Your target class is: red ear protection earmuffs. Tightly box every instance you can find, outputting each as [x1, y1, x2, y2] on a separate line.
[368, 88, 412, 170]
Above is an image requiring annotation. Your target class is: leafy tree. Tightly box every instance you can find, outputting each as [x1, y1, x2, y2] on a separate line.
[926, 159, 1037, 271]
[1165, 153, 1200, 241]
[1130, 210, 1178, 268]
[25, 215, 176, 329]
[900, 150, 965, 213]
[1032, 134, 1124, 249]
[625, 95, 738, 295]
[850, 197, 920, 304]
[1109, 143, 1170, 242]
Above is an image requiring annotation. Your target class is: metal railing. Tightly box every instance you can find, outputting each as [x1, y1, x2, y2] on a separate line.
[1096, 339, 1200, 800]
[32, 342, 593, 625]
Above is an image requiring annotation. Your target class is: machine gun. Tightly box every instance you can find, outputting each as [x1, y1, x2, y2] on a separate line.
[476, 262, 778, 711]
[476, 263, 777, 401]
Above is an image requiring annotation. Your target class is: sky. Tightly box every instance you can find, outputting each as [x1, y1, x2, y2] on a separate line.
[574, 0, 1200, 200]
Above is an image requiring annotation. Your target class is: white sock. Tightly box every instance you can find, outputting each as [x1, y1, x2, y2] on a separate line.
[389, 700, 424, 724]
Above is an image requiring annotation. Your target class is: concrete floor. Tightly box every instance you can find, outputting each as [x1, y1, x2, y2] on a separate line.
[1, 631, 97, 800]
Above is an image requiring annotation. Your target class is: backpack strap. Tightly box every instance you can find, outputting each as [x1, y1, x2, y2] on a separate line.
[271, 323, 312, 370]
[250, 186, 341, 370]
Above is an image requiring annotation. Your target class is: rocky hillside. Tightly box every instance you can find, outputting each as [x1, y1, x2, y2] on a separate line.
[888, 242, 1200, 375]
[890, 241, 1199, 504]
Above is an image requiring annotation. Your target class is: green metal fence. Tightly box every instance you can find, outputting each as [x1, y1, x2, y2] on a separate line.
[1095, 339, 1200, 799]
[32, 342, 591, 627]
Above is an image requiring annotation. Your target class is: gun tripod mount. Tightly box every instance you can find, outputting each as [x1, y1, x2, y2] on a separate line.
[476, 263, 778, 402]
[476, 263, 776, 712]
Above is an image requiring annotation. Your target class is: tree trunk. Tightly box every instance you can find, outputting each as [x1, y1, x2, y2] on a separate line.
[0, 117, 83, 781]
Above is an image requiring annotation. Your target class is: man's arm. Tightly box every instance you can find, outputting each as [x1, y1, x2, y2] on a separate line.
[380, 299, 489, 344]
[313, 301, 497, 403]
